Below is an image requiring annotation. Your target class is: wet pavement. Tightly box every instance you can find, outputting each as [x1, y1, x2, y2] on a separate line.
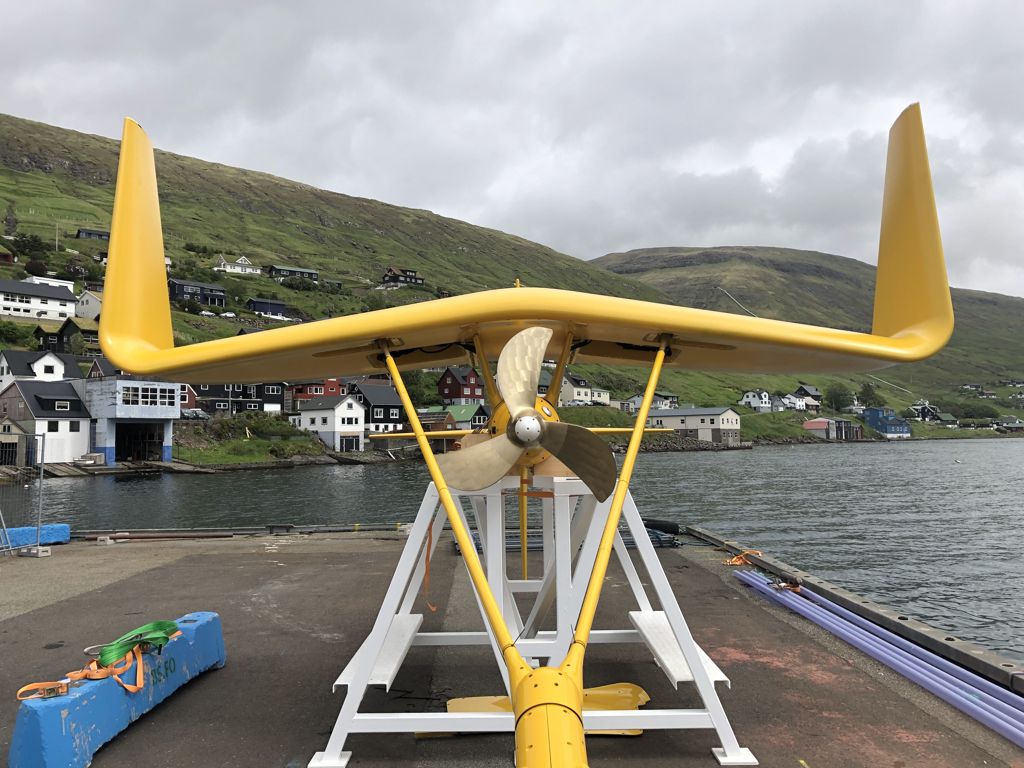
[1, 532, 1021, 767]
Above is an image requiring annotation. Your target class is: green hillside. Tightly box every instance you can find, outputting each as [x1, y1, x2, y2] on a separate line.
[591, 246, 1024, 418]
[0, 113, 664, 325]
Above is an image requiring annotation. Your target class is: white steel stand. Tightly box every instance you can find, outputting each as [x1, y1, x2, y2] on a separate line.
[309, 476, 756, 766]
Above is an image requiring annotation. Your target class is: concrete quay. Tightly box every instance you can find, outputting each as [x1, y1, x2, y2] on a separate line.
[1, 532, 1021, 767]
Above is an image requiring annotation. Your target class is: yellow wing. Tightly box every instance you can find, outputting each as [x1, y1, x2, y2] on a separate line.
[100, 104, 952, 383]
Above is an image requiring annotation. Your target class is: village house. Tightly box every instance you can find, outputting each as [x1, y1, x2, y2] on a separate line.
[75, 228, 109, 240]
[589, 386, 611, 406]
[214, 255, 261, 275]
[802, 417, 864, 441]
[0, 380, 91, 463]
[623, 390, 679, 413]
[0, 279, 75, 321]
[346, 379, 405, 433]
[168, 278, 226, 307]
[437, 366, 486, 405]
[288, 378, 345, 410]
[422, 403, 490, 430]
[792, 383, 822, 402]
[34, 317, 101, 356]
[381, 267, 425, 287]
[245, 297, 298, 320]
[265, 264, 319, 282]
[737, 390, 770, 412]
[862, 407, 912, 439]
[291, 395, 366, 452]
[646, 407, 742, 445]
[73, 375, 180, 462]
[414, 410, 459, 453]
[191, 382, 286, 414]
[76, 289, 103, 320]
[0, 349, 83, 394]
[781, 394, 807, 411]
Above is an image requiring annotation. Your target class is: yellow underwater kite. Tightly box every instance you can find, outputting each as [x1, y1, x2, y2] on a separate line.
[101, 104, 951, 767]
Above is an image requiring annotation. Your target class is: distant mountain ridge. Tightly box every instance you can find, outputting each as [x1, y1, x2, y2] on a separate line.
[594, 246, 1024, 393]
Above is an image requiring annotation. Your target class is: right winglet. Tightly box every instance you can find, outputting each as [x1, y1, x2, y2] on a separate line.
[871, 103, 953, 348]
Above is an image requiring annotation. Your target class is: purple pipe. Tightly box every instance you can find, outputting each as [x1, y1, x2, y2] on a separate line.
[739, 573, 1024, 731]
[735, 571, 1024, 748]
[761, 577, 1024, 729]
[737, 572, 1024, 739]
[799, 584, 1024, 712]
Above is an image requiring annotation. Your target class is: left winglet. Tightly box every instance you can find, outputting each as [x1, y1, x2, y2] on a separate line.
[99, 118, 175, 370]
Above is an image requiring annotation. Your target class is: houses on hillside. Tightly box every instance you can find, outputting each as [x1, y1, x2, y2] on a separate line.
[0, 278, 76, 321]
[862, 407, 911, 439]
[168, 278, 226, 307]
[381, 267, 425, 288]
[290, 395, 365, 452]
[737, 386, 819, 414]
[214, 256, 261, 275]
[438, 366, 486, 405]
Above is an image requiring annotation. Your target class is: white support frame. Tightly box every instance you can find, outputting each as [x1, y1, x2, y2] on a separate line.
[309, 476, 756, 767]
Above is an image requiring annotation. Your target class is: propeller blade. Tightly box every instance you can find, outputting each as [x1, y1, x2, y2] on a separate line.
[435, 434, 523, 491]
[496, 327, 553, 415]
[540, 422, 618, 502]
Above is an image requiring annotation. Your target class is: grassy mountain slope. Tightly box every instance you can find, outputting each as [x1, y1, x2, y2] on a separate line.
[0, 113, 664, 323]
[591, 246, 1024, 416]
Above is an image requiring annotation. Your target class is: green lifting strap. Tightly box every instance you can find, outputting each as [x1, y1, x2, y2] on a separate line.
[97, 620, 180, 667]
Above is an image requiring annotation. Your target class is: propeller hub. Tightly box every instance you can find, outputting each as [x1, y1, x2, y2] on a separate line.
[512, 414, 543, 445]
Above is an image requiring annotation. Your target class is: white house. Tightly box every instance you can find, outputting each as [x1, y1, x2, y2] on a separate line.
[645, 407, 742, 445]
[559, 371, 592, 406]
[623, 390, 679, 412]
[781, 394, 807, 411]
[24, 275, 75, 292]
[0, 350, 82, 394]
[0, 380, 91, 463]
[76, 289, 103, 320]
[291, 395, 365, 451]
[213, 255, 261, 275]
[0, 279, 75, 321]
[738, 390, 770, 412]
[590, 386, 611, 406]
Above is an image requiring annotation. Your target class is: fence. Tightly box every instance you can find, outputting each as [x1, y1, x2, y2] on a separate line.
[0, 434, 46, 556]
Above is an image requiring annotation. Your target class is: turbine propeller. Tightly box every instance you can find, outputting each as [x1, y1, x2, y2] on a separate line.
[436, 328, 617, 501]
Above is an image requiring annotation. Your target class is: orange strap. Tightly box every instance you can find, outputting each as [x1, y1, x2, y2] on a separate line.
[15, 633, 180, 701]
[724, 549, 762, 566]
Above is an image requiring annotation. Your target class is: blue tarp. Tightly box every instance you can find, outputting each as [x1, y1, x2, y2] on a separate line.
[0, 524, 70, 548]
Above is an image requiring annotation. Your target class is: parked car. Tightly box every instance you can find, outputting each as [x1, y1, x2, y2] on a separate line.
[180, 408, 210, 420]
[220, 312, 236, 318]
[199, 310, 216, 317]
[566, 399, 590, 407]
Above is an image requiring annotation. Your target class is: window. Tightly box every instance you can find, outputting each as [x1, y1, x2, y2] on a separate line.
[346, 402, 353, 410]
[310, 386, 324, 395]
[700, 418, 706, 424]
[442, 388, 449, 394]
[264, 385, 281, 394]
[180, 393, 188, 403]
[710, 418, 715, 425]
[321, 416, 328, 425]
[216, 402, 229, 409]
[247, 403, 259, 410]
[390, 408, 399, 420]
[373, 408, 383, 419]
[44, 365, 55, 374]
[159, 388, 176, 406]
[308, 417, 315, 425]
[200, 384, 208, 390]
[55, 401, 69, 411]
[475, 388, 482, 396]
[233, 384, 242, 392]
[121, 386, 139, 405]
[69, 421, 80, 432]
[1, 424, 10, 433]
[40, 298, 48, 304]
[48, 421, 59, 432]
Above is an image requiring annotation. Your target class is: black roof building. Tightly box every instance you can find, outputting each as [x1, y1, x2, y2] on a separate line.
[0, 279, 76, 303]
[0, 349, 82, 377]
[10, 380, 91, 419]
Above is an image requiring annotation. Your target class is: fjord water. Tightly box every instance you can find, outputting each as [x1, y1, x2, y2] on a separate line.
[15, 438, 1023, 661]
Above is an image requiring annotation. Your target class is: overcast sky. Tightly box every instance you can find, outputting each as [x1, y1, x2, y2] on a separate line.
[3, 1, 1024, 297]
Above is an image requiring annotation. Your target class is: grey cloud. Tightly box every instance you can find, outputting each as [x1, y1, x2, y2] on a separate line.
[1, 1, 1023, 296]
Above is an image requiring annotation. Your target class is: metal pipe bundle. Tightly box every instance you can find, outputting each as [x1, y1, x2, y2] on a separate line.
[734, 570, 1024, 748]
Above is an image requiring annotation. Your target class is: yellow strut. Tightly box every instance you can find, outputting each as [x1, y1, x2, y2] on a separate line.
[381, 345, 529, 685]
[519, 466, 529, 579]
[473, 333, 502, 408]
[547, 332, 574, 406]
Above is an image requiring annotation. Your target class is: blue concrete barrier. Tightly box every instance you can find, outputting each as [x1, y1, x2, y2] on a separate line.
[0, 524, 71, 548]
[8, 611, 227, 768]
